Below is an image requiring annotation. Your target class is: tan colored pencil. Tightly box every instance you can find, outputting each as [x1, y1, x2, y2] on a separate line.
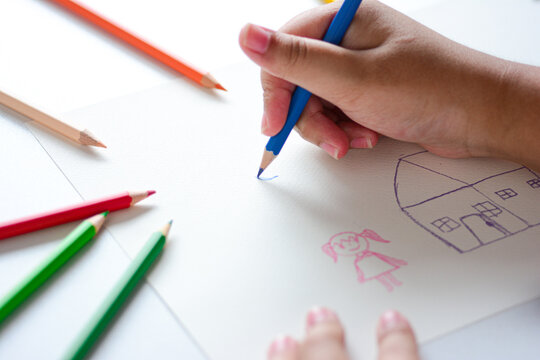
[0, 90, 106, 148]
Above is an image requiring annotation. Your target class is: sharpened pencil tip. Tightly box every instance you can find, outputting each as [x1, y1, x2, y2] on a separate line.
[215, 83, 227, 91]
[95, 141, 107, 148]
[257, 168, 264, 179]
[103, 211, 110, 217]
[161, 220, 173, 238]
[147, 190, 156, 197]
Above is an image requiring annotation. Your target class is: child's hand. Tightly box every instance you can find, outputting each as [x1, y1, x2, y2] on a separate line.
[267, 308, 418, 360]
[239, 0, 540, 169]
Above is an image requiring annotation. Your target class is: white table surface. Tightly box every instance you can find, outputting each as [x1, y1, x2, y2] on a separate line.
[0, 0, 538, 359]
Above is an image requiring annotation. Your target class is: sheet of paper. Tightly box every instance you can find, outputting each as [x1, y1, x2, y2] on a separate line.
[29, 56, 540, 359]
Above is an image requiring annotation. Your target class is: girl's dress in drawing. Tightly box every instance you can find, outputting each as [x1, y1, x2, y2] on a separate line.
[354, 251, 406, 282]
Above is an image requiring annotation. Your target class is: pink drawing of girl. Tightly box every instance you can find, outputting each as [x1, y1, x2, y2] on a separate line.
[322, 229, 407, 292]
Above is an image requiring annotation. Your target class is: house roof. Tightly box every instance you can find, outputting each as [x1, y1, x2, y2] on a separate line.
[394, 151, 526, 208]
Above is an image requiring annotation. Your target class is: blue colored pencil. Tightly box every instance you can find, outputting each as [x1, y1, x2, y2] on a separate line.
[257, 0, 363, 177]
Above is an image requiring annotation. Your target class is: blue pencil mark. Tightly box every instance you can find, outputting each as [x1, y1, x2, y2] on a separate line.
[257, 175, 279, 181]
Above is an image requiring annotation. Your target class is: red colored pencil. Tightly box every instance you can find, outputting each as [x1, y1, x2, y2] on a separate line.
[0, 191, 155, 240]
[46, 0, 226, 91]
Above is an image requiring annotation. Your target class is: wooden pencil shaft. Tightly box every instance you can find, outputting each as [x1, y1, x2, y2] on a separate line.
[63, 231, 166, 360]
[0, 90, 80, 142]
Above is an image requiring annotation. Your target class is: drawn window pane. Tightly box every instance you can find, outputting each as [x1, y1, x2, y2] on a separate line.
[431, 217, 460, 233]
[472, 201, 502, 217]
[495, 188, 517, 200]
[527, 179, 540, 189]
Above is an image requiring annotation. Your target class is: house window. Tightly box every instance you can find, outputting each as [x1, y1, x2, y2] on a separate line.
[472, 201, 502, 217]
[495, 188, 517, 200]
[431, 217, 460, 233]
[527, 179, 540, 189]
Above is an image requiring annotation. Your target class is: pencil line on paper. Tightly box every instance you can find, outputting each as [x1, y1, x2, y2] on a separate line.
[26, 123, 85, 201]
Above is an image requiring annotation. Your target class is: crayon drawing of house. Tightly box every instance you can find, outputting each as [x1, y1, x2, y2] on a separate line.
[394, 151, 540, 253]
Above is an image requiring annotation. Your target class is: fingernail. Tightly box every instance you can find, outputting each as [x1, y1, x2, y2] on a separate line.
[351, 137, 373, 149]
[378, 310, 408, 337]
[306, 307, 339, 329]
[320, 143, 340, 160]
[267, 335, 297, 358]
[242, 23, 273, 54]
[261, 114, 269, 134]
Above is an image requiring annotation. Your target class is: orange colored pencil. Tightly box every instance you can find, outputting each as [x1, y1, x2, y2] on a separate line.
[46, 0, 226, 91]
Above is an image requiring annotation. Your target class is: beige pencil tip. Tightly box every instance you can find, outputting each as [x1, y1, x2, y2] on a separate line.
[80, 129, 106, 148]
[129, 190, 155, 206]
[88, 212, 108, 232]
[161, 221, 173, 238]
[258, 150, 276, 178]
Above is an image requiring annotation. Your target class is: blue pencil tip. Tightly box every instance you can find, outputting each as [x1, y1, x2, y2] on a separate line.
[257, 168, 264, 179]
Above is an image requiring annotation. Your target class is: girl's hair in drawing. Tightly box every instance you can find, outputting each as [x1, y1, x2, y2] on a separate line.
[358, 229, 390, 243]
[322, 230, 391, 262]
[322, 243, 339, 262]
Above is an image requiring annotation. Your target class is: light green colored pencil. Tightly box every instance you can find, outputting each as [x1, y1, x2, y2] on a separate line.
[0, 212, 108, 325]
[63, 220, 172, 360]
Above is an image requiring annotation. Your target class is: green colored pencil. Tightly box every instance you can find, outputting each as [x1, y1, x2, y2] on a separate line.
[0, 212, 108, 325]
[63, 220, 172, 360]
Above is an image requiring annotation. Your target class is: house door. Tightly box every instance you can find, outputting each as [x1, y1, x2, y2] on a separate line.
[460, 214, 509, 244]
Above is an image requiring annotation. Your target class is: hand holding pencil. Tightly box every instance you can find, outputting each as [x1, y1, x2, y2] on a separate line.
[239, 0, 540, 173]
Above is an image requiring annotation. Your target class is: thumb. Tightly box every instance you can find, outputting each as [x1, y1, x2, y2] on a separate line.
[239, 23, 358, 103]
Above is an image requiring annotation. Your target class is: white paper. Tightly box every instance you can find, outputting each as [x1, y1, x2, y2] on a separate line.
[29, 57, 540, 359]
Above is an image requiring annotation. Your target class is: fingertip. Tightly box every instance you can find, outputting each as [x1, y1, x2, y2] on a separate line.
[350, 134, 378, 149]
[267, 335, 299, 360]
[292, 98, 349, 159]
[336, 120, 379, 149]
[377, 310, 410, 338]
[319, 130, 349, 160]
[302, 307, 348, 359]
[321, 142, 347, 160]
[306, 306, 341, 331]
[377, 310, 419, 360]
[239, 23, 274, 56]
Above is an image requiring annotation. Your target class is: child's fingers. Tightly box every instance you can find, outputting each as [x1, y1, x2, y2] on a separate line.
[376, 311, 419, 360]
[267, 335, 300, 360]
[336, 118, 379, 149]
[301, 307, 349, 360]
[261, 70, 295, 136]
[295, 97, 350, 159]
